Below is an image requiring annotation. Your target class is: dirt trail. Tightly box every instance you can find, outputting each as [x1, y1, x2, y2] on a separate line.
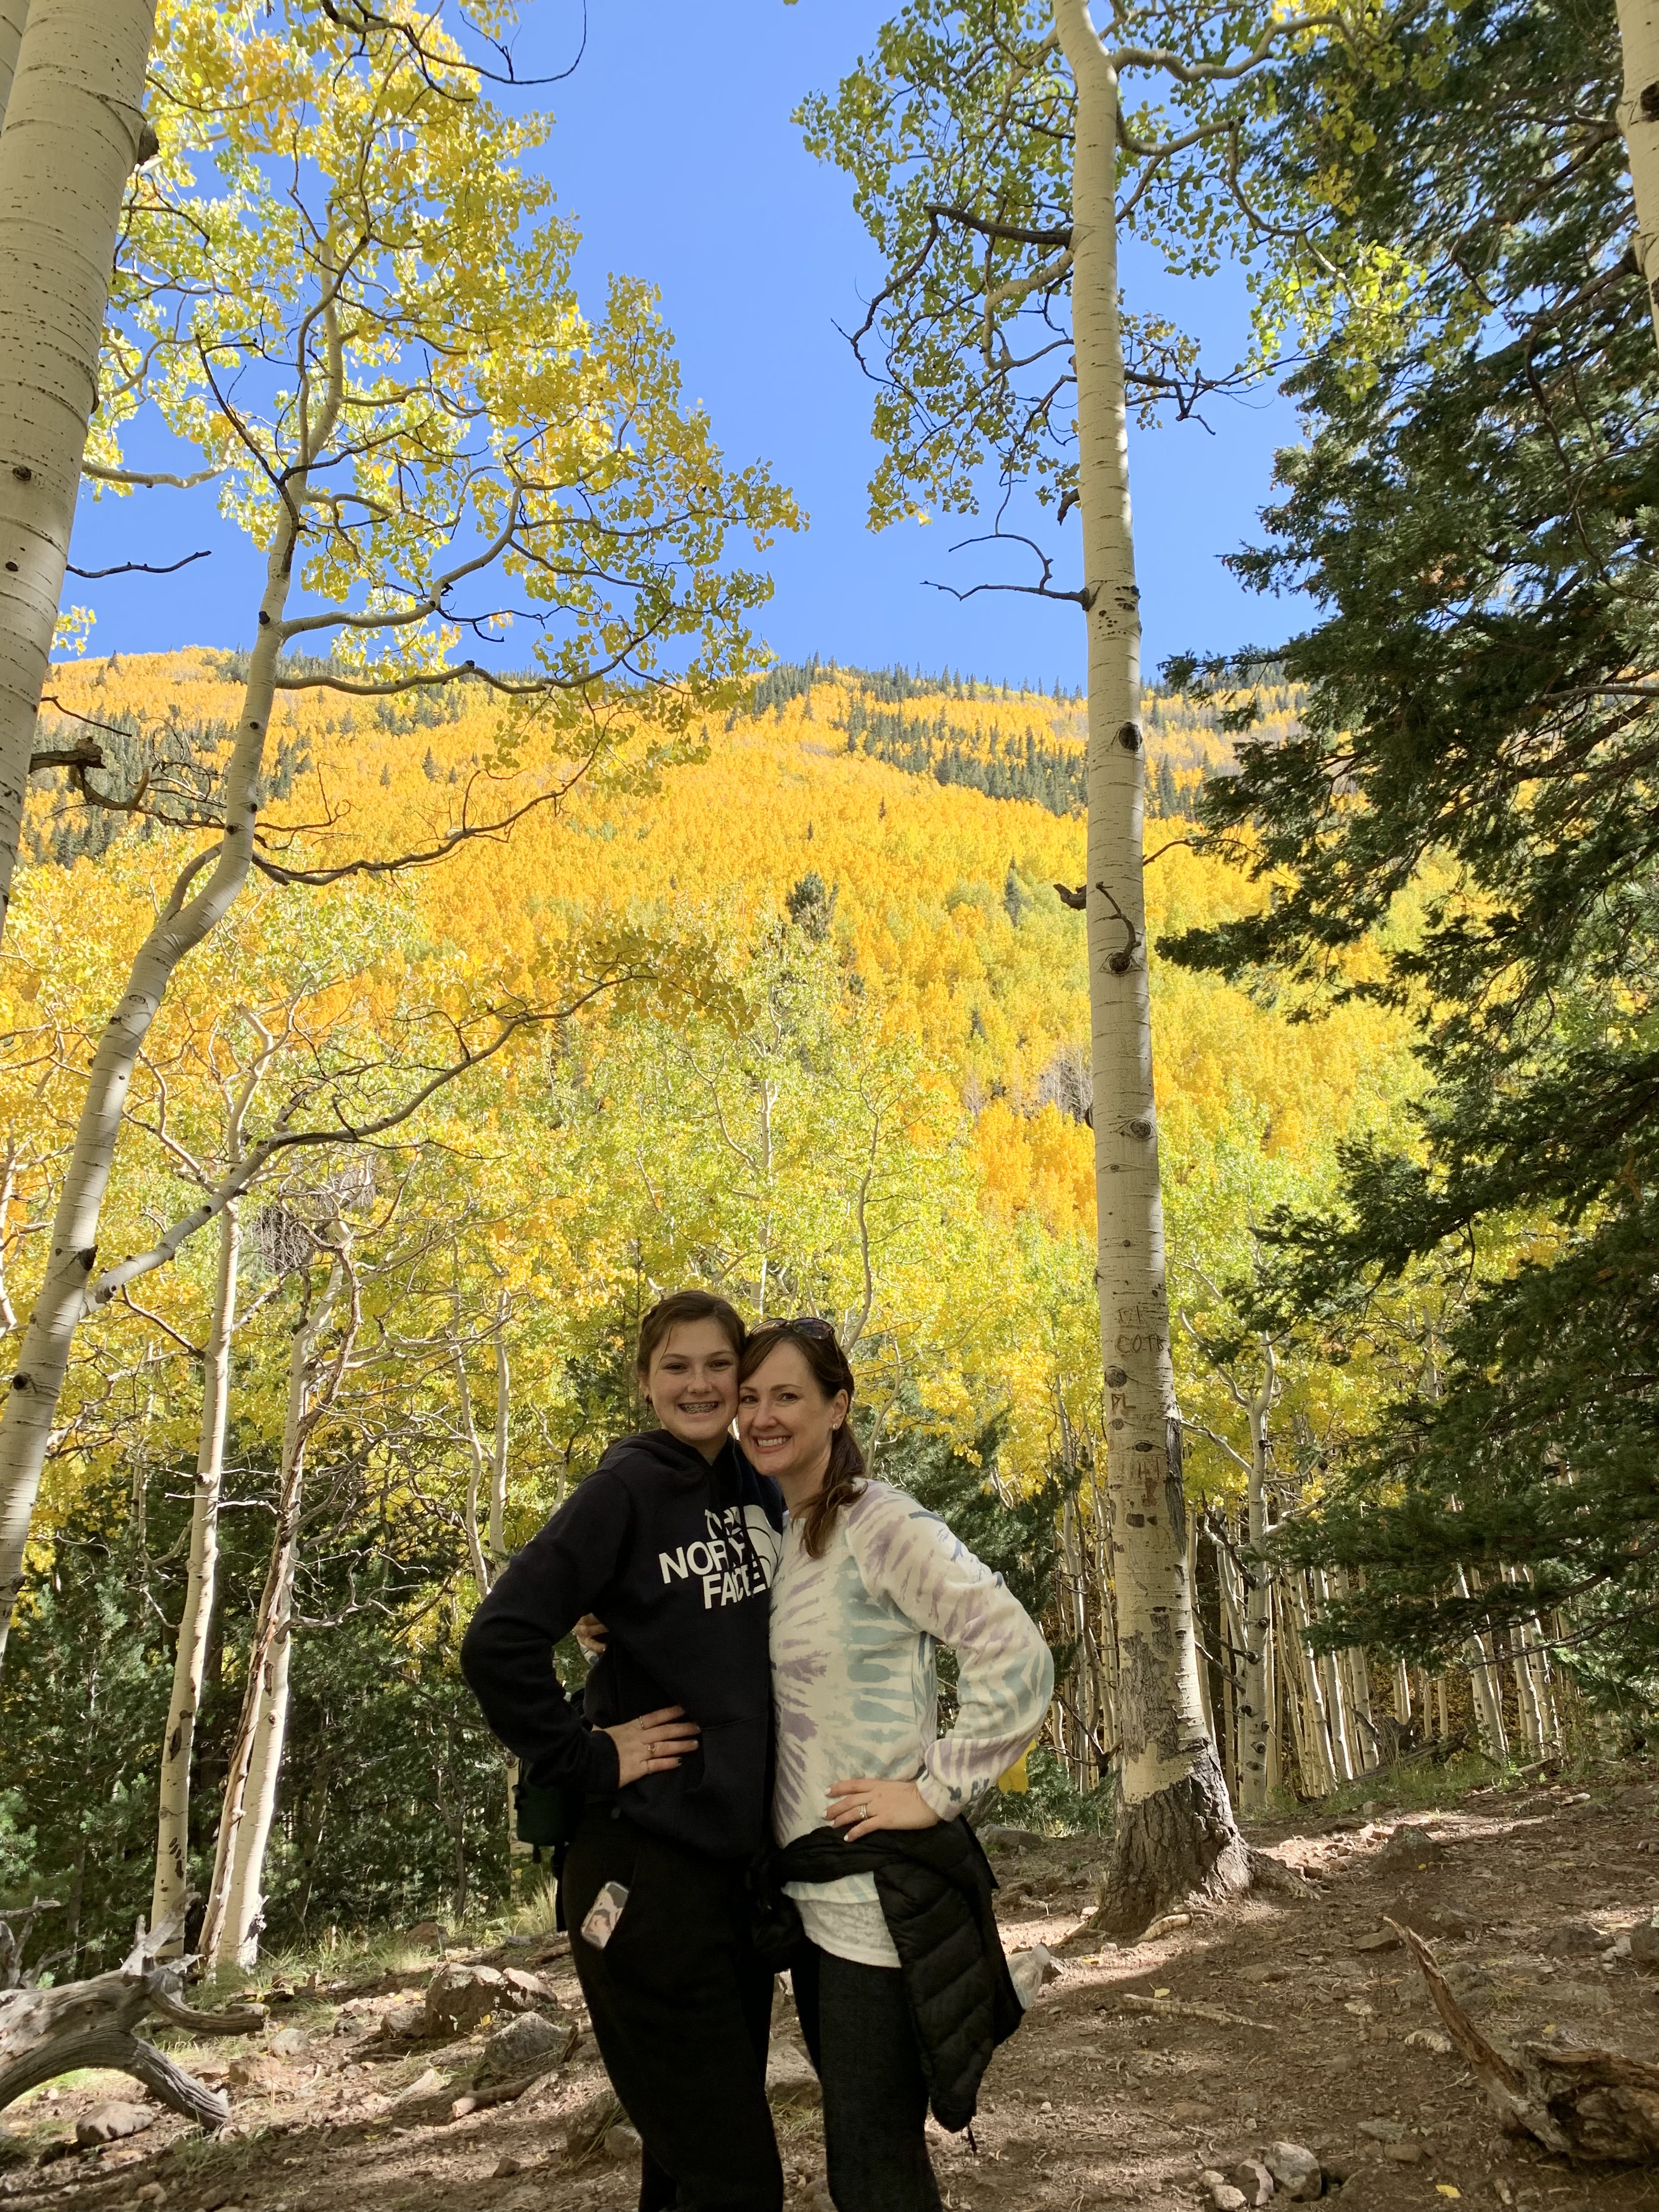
[4, 1765, 1657, 2212]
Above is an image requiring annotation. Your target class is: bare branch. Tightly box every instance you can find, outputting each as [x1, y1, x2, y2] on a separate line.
[65, 551, 211, 580]
[923, 201, 1072, 250]
[81, 462, 225, 491]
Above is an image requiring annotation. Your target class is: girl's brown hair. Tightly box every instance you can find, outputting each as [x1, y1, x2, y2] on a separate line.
[634, 1290, 746, 1388]
[738, 1318, 866, 1556]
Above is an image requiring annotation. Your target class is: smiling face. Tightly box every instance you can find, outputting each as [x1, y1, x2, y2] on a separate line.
[737, 1339, 849, 1506]
[641, 1318, 741, 1461]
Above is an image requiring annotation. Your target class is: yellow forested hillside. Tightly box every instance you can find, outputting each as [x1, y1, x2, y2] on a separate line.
[16, 650, 1408, 1503]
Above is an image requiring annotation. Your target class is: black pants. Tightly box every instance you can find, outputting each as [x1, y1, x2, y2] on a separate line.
[562, 1807, 781, 2212]
[793, 1945, 943, 2212]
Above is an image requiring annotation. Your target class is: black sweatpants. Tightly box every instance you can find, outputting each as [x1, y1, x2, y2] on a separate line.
[792, 1944, 943, 2212]
[562, 1807, 781, 2212]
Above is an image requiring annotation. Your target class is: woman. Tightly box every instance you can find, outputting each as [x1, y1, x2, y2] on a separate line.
[461, 1290, 784, 2212]
[738, 1318, 1054, 2212]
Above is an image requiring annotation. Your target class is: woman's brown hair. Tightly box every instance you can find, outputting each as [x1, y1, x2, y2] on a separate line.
[634, 1290, 746, 1388]
[738, 1318, 866, 1556]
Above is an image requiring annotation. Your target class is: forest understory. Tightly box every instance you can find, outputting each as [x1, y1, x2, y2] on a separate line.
[4, 1766, 1656, 2212]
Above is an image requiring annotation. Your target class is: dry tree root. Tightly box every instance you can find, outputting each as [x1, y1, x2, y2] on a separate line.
[1387, 1917, 1659, 2163]
[0, 1916, 266, 2131]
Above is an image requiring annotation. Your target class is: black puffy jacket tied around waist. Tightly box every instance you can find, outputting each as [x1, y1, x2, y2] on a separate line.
[760, 1819, 1025, 2134]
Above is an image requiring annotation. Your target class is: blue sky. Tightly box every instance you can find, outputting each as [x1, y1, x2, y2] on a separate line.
[66, 0, 1303, 689]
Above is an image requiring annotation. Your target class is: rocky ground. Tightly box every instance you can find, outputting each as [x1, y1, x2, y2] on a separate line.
[4, 1761, 1658, 2212]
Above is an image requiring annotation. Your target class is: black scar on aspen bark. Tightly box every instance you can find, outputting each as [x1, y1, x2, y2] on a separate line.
[1127, 1118, 1152, 1138]
[1092, 1752, 1250, 1938]
[10, 466, 31, 483]
[1642, 81, 1659, 119]
[1116, 722, 1141, 752]
[1105, 1367, 1127, 1386]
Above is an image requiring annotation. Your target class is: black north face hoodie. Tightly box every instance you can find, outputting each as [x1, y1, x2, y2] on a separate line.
[460, 1432, 783, 1861]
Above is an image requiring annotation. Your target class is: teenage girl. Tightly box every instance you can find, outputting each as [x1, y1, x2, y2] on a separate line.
[462, 1290, 784, 2212]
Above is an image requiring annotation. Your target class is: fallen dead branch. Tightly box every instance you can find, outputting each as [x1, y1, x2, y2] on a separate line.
[0, 1917, 266, 2130]
[1387, 1917, 1659, 2162]
[1102, 1991, 1274, 2033]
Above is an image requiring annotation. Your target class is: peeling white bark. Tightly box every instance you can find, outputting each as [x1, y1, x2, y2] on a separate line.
[1055, 0, 1243, 1930]
[1616, 0, 1659, 356]
[149, 1201, 239, 1953]
[0, 0, 157, 946]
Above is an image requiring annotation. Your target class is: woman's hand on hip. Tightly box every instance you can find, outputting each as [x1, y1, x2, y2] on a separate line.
[826, 1775, 941, 1843]
[604, 1705, 699, 1787]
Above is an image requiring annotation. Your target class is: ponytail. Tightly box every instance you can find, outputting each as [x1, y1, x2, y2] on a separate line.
[738, 1318, 865, 1558]
[796, 1414, 867, 1560]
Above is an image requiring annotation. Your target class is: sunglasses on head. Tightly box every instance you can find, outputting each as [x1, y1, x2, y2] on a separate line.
[754, 1314, 835, 1340]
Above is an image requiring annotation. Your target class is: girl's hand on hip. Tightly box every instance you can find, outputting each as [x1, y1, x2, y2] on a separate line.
[605, 1705, 699, 1787]
[575, 1613, 609, 1657]
[827, 1776, 940, 1842]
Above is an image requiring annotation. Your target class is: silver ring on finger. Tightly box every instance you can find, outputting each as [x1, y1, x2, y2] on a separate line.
[861, 1802, 870, 1821]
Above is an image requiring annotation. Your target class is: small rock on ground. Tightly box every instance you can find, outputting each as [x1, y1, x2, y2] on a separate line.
[1263, 2141, 1323, 2201]
[425, 1962, 506, 2036]
[75, 2103, 154, 2148]
[479, 2008, 567, 2079]
[1230, 2157, 1276, 2207]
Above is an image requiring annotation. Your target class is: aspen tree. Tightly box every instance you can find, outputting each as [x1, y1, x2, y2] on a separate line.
[149, 1011, 284, 1951]
[0, 0, 794, 1673]
[1617, 0, 1659, 356]
[0, 0, 157, 947]
[201, 1231, 356, 1970]
[804, 0, 1358, 1927]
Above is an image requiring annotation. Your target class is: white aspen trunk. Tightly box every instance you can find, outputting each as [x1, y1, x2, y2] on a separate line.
[1508, 1612, 1544, 1758]
[202, 1265, 340, 1969]
[1056, 0, 1245, 1935]
[455, 1336, 493, 1602]
[1454, 1566, 1509, 1761]
[1393, 1658, 1413, 1725]
[0, 0, 157, 947]
[1312, 1571, 1356, 1783]
[1522, 1617, 1559, 1752]
[1288, 1577, 1339, 1795]
[1334, 1576, 1377, 1770]
[221, 1554, 294, 1970]
[148, 1200, 239, 1952]
[1280, 1590, 1323, 1798]
[1236, 1360, 1273, 1817]
[0, 0, 27, 131]
[1320, 1652, 1356, 1783]
[1279, 1602, 1314, 1795]
[490, 1295, 509, 1567]
[1216, 1537, 1244, 1799]
[1503, 1570, 1549, 1756]
[0, 473, 309, 1674]
[1262, 1572, 1280, 1799]
[1434, 1673, 1449, 1742]
[1615, 0, 1659, 356]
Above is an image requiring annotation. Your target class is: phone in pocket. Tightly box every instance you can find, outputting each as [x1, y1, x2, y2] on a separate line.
[580, 1878, 630, 1950]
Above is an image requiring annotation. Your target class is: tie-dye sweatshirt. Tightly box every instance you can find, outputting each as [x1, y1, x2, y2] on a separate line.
[769, 1478, 1054, 1968]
